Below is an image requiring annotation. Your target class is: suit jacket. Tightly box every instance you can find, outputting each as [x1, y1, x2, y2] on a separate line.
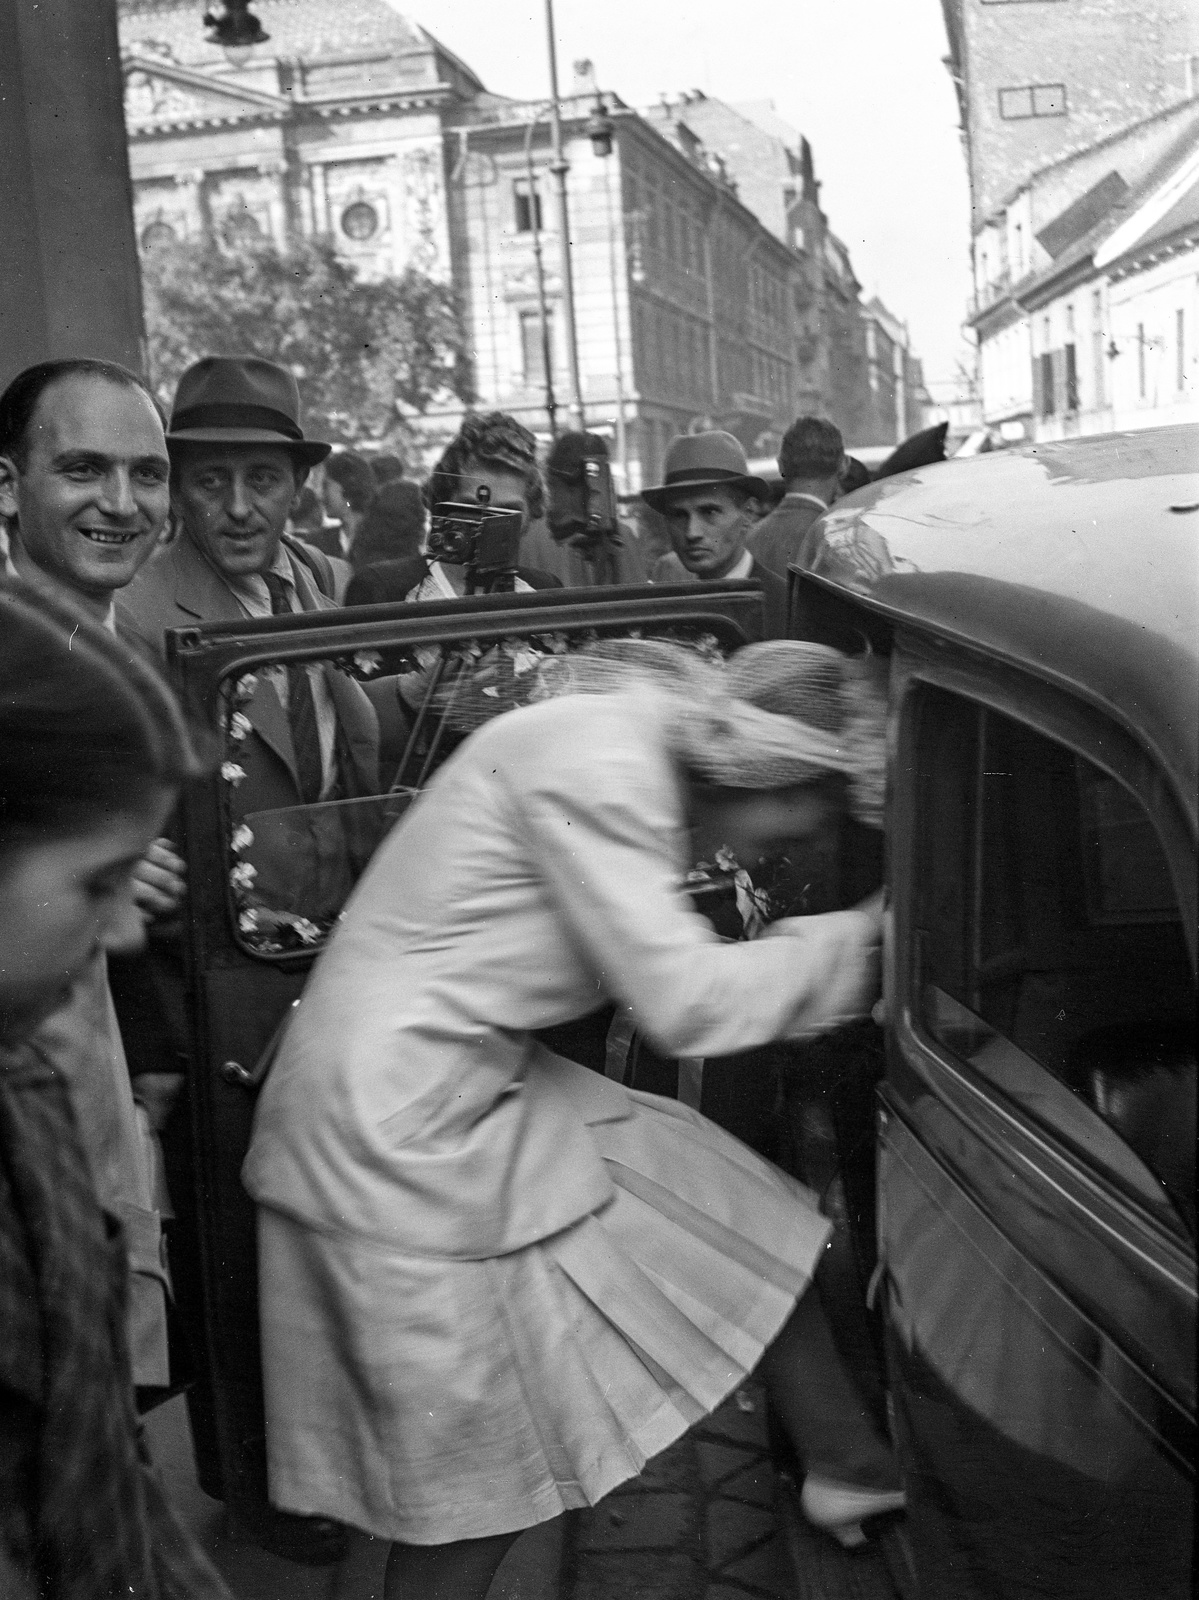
[119, 535, 381, 924]
[118, 534, 379, 812]
[345, 555, 562, 607]
[746, 496, 828, 584]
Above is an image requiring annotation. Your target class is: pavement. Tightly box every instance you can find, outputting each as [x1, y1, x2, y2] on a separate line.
[144, 1381, 903, 1599]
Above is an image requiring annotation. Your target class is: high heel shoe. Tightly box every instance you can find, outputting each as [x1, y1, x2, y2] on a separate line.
[799, 1475, 906, 1548]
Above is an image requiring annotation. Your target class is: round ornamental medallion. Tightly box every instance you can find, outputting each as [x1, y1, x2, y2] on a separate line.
[140, 219, 178, 251]
[341, 201, 379, 241]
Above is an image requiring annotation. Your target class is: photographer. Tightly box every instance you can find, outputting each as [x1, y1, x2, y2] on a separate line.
[345, 412, 559, 604]
[522, 431, 648, 589]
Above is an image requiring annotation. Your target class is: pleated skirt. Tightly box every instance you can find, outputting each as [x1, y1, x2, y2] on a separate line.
[257, 1087, 831, 1544]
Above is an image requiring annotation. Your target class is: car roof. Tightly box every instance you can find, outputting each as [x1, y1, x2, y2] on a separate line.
[793, 424, 1199, 830]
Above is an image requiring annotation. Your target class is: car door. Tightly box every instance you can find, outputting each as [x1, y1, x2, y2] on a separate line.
[881, 633, 1196, 1600]
[166, 581, 768, 1537]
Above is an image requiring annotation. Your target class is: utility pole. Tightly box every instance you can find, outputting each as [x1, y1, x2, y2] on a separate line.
[543, 0, 585, 428]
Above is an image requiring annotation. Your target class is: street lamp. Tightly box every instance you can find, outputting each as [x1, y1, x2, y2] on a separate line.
[203, 0, 269, 66]
[588, 91, 630, 486]
[522, 108, 559, 438]
[542, 0, 585, 429]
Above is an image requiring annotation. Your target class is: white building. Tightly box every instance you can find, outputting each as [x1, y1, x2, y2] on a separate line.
[967, 103, 1199, 440]
[1020, 128, 1199, 439]
[1096, 147, 1199, 430]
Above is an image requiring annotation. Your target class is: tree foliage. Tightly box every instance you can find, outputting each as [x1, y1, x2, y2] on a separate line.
[141, 234, 474, 444]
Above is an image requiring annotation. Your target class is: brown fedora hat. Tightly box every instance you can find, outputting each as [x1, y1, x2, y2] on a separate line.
[166, 356, 331, 466]
[641, 430, 769, 511]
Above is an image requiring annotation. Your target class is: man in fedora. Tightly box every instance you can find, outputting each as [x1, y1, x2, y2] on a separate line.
[642, 431, 788, 637]
[119, 356, 379, 835]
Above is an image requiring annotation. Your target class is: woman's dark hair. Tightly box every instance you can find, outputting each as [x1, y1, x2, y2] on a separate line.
[0, 581, 206, 847]
[424, 412, 545, 522]
[0, 359, 158, 471]
[324, 451, 377, 514]
[350, 479, 426, 572]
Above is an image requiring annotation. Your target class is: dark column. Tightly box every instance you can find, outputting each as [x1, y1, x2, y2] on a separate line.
[0, 0, 144, 387]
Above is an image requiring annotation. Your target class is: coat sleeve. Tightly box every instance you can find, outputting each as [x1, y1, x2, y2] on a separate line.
[515, 739, 879, 1058]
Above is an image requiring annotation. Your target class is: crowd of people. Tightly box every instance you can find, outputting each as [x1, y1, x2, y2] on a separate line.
[0, 350, 913, 1599]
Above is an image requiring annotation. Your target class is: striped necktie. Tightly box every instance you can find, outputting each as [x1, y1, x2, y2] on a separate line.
[262, 569, 324, 805]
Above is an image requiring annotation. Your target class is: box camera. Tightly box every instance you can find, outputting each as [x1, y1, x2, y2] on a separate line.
[426, 498, 523, 589]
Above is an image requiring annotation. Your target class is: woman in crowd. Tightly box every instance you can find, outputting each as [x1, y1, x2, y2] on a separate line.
[244, 637, 904, 1600]
[0, 581, 228, 1600]
[345, 412, 560, 604]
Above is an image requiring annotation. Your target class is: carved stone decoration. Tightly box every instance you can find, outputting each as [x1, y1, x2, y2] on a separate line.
[401, 145, 444, 276]
[124, 69, 209, 124]
[341, 200, 380, 242]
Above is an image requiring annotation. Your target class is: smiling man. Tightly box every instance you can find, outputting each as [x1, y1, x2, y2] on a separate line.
[642, 432, 788, 637]
[0, 357, 170, 624]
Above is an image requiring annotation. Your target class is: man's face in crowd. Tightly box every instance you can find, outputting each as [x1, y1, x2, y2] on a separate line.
[0, 375, 170, 600]
[665, 485, 756, 580]
[172, 444, 304, 577]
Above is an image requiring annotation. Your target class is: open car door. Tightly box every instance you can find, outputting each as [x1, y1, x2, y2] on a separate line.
[166, 581, 768, 1547]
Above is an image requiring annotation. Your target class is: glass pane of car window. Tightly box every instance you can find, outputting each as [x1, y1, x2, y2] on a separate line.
[218, 626, 736, 958]
[916, 686, 1196, 1236]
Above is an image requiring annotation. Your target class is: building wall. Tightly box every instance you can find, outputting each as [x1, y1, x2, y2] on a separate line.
[979, 313, 1033, 424]
[950, 0, 1199, 223]
[1107, 248, 1199, 428]
[1027, 282, 1114, 437]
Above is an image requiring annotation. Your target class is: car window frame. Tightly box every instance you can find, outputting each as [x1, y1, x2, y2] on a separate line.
[888, 628, 1197, 1271]
[167, 583, 772, 972]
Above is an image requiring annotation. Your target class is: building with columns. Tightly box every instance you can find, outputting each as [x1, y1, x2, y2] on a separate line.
[118, 0, 902, 484]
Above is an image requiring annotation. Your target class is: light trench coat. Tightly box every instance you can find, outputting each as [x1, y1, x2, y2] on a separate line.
[243, 689, 878, 1259]
[242, 687, 880, 1540]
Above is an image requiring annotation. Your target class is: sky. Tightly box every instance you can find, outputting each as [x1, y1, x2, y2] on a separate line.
[394, 0, 975, 390]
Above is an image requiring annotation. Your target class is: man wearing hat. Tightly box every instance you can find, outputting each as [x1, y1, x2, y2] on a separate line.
[642, 431, 788, 637]
[119, 356, 379, 838]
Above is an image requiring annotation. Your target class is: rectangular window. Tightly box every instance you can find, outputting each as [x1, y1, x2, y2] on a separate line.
[519, 308, 554, 385]
[914, 687, 1195, 1234]
[1177, 308, 1186, 390]
[513, 179, 542, 234]
[999, 82, 1068, 120]
[1137, 322, 1146, 398]
[1040, 350, 1055, 416]
[1064, 343, 1079, 411]
[1093, 329, 1105, 407]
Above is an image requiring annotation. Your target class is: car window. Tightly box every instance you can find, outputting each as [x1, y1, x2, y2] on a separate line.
[217, 624, 736, 959]
[914, 686, 1196, 1236]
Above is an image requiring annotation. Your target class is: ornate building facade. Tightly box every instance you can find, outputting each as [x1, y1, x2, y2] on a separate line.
[118, 0, 897, 483]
